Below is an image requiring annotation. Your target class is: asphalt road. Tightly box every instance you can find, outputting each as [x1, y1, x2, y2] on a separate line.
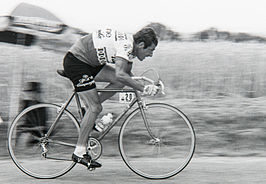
[1, 157, 266, 184]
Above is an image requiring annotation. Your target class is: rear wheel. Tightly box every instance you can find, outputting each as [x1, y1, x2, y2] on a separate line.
[8, 103, 80, 179]
[119, 103, 195, 179]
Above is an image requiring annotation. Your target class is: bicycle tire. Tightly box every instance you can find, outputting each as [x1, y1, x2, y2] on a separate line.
[8, 103, 80, 179]
[119, 103, 196, 179]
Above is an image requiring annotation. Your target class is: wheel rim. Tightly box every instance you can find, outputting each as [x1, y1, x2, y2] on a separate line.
[119, 103, 195, 179]
[8, 103, 80, 179]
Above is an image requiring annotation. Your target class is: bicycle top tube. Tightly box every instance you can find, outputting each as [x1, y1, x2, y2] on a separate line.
[96, 76, 158, 93]
[57, 69, 164, 94]
[96, 88, 136, 93]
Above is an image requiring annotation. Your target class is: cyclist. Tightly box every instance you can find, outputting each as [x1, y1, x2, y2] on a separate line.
[63, 27, 159, 169]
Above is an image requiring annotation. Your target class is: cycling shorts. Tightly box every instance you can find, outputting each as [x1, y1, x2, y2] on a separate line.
[63, 52, 104, 92]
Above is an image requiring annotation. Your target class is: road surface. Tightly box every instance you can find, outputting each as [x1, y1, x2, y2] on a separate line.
[1, 157, 266, 184]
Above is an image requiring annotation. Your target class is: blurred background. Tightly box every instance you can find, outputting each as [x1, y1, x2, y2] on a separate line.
[1, 1, 266, 159]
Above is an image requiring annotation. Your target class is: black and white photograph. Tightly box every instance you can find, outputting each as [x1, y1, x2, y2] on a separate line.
[0, 0, 266, 183]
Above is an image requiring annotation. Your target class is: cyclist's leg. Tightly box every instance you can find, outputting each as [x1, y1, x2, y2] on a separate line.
[73, 89, 102, 168]
[95, 64, 125, 103]
[63, 52, 102, 168]
[77, 89, 102, 149]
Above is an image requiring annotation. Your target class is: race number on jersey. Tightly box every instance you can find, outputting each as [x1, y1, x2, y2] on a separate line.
[92, 28, 134, 65]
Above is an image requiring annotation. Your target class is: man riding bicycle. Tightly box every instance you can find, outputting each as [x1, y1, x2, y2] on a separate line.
[63, 27, 159, 169]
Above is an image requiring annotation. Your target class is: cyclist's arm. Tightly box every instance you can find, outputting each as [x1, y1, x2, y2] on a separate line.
[115, 57, 144, 92]
[127, 62, 134, 77]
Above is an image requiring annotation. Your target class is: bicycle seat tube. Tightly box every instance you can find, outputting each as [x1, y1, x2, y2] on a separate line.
[45, 91, 76, 138]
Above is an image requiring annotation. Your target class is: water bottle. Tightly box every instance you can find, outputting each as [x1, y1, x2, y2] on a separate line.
[94, 113, 113, 132]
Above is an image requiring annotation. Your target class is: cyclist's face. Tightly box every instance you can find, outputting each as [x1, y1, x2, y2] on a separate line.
[136, 43, 156, 61]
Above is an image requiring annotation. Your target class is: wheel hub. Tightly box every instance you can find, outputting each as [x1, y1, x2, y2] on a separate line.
[40, 137, 49, 157]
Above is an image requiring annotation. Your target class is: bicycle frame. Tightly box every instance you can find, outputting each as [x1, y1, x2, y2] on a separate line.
[45, 87, 157, 142]
[8, 68, 195, 180]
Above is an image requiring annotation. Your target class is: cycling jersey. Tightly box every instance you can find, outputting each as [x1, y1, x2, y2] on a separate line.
[69, 28, 135, 67]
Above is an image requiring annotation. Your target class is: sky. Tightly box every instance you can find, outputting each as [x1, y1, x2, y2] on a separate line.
[1, 0, 266, 35]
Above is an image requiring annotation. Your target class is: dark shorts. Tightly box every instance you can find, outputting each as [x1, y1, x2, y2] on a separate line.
[63, 52, 104, 92]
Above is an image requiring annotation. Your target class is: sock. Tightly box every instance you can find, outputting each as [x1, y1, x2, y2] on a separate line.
[74, 146, 86, 157]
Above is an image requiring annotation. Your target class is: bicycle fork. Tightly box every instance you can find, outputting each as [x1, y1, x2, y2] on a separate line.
[138, 99, 162, 145]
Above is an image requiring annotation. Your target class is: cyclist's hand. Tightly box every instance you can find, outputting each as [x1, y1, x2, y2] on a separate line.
[143, 85, 159, 96]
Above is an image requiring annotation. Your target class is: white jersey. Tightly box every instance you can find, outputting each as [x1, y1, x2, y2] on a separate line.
[69, 28, 135, 67]
[92, 28, 135, 64]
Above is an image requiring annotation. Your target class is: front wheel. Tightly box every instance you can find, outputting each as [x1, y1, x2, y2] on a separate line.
[119, 103, 196, 179]
[8, 103, 80, 179]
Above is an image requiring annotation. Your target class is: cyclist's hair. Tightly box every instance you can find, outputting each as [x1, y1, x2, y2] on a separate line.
[133, 27, 158, 48]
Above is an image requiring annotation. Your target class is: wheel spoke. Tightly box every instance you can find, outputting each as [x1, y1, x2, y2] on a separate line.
[119, 103, 195, 179]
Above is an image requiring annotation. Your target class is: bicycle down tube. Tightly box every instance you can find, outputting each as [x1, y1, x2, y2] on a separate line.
[96, 89, 157, 141]
[95, 88, 139, 140]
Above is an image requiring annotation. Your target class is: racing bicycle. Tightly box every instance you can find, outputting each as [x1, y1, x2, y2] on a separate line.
[8, 68, 196, 180]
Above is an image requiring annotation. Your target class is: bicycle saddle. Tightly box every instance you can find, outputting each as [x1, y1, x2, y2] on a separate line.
[57, 69, 68, 78]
